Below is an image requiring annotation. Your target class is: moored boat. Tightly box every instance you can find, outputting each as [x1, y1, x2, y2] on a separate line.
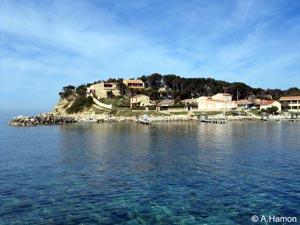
[137, 114, 151, 125]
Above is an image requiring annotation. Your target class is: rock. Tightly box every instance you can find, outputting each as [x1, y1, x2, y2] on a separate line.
[9, 114, 77, 127]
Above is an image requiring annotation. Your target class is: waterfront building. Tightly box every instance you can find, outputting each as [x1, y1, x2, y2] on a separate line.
[130, 95, 151, 108]
[197, 93, 237, 111]
[237, 99, 253, 109]
[279, 96, 300, 112]
[87, 82, 120, 99]
[181, 98, 198, 106]
[156, 99, 175, 111]
[259, 100, 282, 112]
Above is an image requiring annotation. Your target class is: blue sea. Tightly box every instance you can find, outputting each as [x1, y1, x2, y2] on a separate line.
[0, 112, 299, 225]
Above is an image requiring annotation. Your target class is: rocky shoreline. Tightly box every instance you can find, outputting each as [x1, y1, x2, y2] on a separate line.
[9, 113, 200, 126]
[9, 114, 77, 126]
[10, 112, 290, 127]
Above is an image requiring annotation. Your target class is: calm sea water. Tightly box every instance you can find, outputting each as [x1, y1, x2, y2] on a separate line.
[0, 113, 299, 225]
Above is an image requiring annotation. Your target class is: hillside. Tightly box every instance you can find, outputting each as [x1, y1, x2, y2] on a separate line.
[54, 73, 300, 115]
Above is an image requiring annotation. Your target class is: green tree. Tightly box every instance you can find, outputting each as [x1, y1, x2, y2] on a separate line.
[59, 85, 75, 99]
[266, 106, 278, 115]
[76, 84, 87, 96]
[284, 87, 300, 96]
[107, 90, 114, 98]
[116, 78, 127, 95]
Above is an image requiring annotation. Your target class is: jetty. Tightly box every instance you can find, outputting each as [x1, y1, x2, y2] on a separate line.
[9, 114, 77, 126]
[200, 118, 226, 124]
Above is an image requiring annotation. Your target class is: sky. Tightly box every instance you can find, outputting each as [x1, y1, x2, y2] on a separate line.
[0, 0, 300, 111]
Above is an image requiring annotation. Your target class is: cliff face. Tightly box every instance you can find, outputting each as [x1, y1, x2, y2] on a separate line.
[53, 96, 110, 116]
[53, 98, 73, 115]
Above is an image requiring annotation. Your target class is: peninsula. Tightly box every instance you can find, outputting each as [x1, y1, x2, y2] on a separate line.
[9, 74, 300, 126]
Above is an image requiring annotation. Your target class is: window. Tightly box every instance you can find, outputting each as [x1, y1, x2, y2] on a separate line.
[104, 83, 113, 88]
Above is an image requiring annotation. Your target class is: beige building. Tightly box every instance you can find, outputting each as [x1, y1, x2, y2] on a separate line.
[279, 96, 300, 112]
[237, 99, 253, 109]
[123, 79, 145, 95]
[130, 95, 150, 108]
[87, 82, 120, 99]
[212, 93, 232, 101]
[181, 98, 198, 105]
[156, 99, 175, 111]
[197, 93, 237, 111]
[123, 80, 144, 89]
[260, 100, 282, 112]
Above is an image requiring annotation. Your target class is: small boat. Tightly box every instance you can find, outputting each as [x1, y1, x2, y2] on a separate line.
[137, 114, 151, 125]
[81, 118, 97, 123]
[261, 112, 269, 121]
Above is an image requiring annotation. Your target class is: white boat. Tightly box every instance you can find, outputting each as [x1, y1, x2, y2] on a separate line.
[137, 114, 151, 125]
[81, 118, 97, 123]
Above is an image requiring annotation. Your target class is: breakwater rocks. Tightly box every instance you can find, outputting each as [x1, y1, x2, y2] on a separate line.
[9, 114, 77, 126]
[9, 114, 198, 126]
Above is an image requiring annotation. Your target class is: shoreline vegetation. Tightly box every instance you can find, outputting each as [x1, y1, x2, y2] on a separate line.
[9, 74, 300, 126]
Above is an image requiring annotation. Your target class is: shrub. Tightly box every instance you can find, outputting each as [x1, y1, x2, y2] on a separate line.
[107, 90, 114, 98]
[85, 96, 93, 108]
[109, 108, 118, 115]
[260, 106, 278, 115]
[67, 96, 93, 114]
[131, 105, 146, 110]
[266, 106, 278, 115]
[76, 85, 87, 96]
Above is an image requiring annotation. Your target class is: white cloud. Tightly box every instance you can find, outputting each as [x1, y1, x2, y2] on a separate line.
[0, 0, 299, 110]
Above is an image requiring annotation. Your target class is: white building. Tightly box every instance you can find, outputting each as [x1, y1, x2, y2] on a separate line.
[197, 93, 237, 111]
[260, 100, 282, 112]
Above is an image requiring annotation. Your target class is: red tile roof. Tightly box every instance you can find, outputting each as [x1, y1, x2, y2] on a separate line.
[260, 100, 274, 106]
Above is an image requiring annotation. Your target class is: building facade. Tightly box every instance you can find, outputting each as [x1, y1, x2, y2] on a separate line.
[279, 96, 300, 112]
[130, 95, 150, 108]
[236, 99, 254, 109]
[87, 82, 120, 99]
[260, 100, 282, 112]
[156, 99, 175, 111]
[197, 93, 237, 111]
[212, 93, 232, 102]
[123, 79, 144, 94]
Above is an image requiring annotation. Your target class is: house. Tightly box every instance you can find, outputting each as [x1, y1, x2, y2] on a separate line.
[181, 98, 198, 106]
[181, 98, 198, 111]
[130, 95, 151, 108]
[123, 79, 145, 89]
[123, 79, 145, 95]
[87, 82, 120, 99]
[237, 99, 254, 109]
[156, 99, 175, 111]
[279, 96, 300, 112]
[196, 93, 237, 111]
[259, 100, 282, 112]
[212, 93, 232, 102]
